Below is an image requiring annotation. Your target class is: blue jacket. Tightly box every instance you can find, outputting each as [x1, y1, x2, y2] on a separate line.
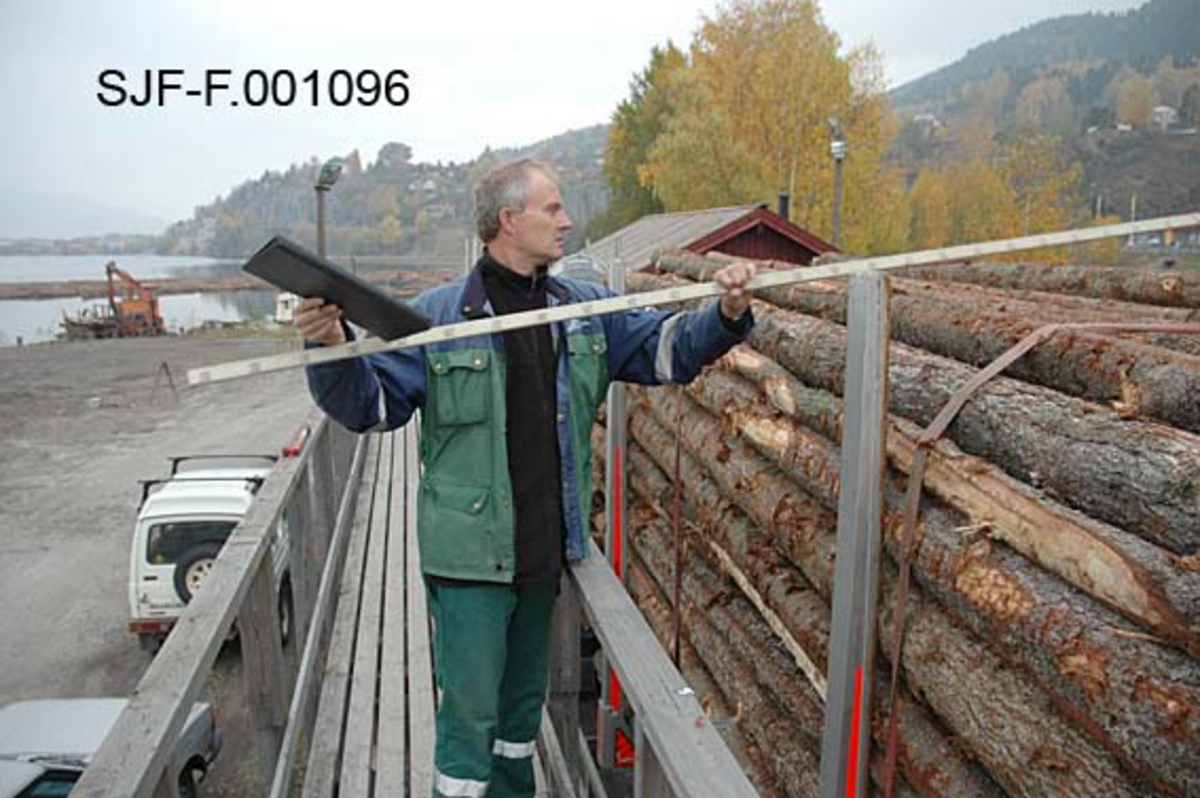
[306, 263, 752, 581]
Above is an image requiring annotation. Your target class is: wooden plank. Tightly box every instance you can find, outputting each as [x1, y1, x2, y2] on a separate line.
[406, 423, 436, 798]
[74, 415, 322, 798]
[302, 434, 381, 798]
[634, 716, 671, 798]
[238, 556, 290, 789]
[577, 726, 609, 798]
[548, 575, 583, 794]
[270, 434, 371, 798]
[375, 426, 409, 795]
[570, 540, 758, 798]
[536, 707, 579, 798]
[287, 468, 313, 658]
[818, 273, 890, 798]
[305, 431, 336, 628]
[339, 432, 393, 795]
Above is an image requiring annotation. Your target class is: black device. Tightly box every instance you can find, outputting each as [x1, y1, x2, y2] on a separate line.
[244, 236, 431, 341]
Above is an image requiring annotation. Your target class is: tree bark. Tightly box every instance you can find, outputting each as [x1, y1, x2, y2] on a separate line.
[626, 510, 825, 798]
[657, 250, 1200, 324]
[896, 261, 1200, 309]
[655, 253, 1200, 454]
[623, 402, 1147, 796]
[646, 379, 1200, 790]
[622, 430, 1005, 798]
[709, 350, 1200, 662]
[627, 506, 933, 798]
[617, 532, 785, 798]
[752, 278, 1200, 434]
[627, 268, 1200, 554]
[747, 302, 1200, 553]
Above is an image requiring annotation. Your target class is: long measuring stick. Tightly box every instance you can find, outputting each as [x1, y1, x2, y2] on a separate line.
[188, 212, 1199, 386]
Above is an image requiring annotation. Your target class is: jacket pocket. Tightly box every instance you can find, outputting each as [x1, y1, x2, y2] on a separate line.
[567, 333, 608, 412]
[418, 477, 499, 573]
[427, 349, 492, 426]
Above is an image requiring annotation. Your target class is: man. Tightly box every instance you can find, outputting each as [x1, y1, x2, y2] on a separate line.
[296, 159, 755, 797]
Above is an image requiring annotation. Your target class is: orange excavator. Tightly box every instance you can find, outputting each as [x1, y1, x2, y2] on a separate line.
[105, 261, 166, 337]
[61, 261, 166, 339]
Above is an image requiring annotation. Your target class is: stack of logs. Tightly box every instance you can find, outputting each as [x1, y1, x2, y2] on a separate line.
[590, 252, 1200, 797]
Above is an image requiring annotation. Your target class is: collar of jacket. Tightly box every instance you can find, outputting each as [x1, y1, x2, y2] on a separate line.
[459, 250, 568, 319]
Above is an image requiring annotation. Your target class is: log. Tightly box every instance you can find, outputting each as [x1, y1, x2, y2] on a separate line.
[623, 392, 1149, 796]
[893, 277, 1200, 325]
[713, 347, 1200, 662]
[894, 261, 1200, 309]
[751, 303, 1200, 554]
[750, 280, 1200, 434]
[628, 507, 930, 798]
[630, 267, 1200, 553]
[652, 378, 1200, 790]
[626, 507, 824, 798]
[891, 278, 1200, 357]
[657, 253, 1200, 454]
[624, 558, 786, 798]
[659, 249, 1200, 325]
[622, 432, 1004, 798]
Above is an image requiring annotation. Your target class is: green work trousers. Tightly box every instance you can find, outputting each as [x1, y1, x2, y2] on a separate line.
[427, 578, 557, 798]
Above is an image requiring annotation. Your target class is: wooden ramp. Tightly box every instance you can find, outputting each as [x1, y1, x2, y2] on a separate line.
[302, 426, 436, 798]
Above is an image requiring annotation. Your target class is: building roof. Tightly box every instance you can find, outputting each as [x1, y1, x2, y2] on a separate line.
[574, 203, 835, 274]
[580, 205, 761, 272]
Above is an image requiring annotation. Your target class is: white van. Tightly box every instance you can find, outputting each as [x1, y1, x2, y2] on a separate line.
[127, 455, 293, 651]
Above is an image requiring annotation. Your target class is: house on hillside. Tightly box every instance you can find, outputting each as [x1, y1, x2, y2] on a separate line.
[1152, 105, 1179, 131]
[559, 203, 836, 280]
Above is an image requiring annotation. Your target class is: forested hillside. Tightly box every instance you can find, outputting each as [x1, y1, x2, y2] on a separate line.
[157, 126, 608, 259]
[891, 0, 1199, 113]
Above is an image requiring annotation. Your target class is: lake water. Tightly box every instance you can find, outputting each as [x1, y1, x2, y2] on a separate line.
[0, 254, 271, 346]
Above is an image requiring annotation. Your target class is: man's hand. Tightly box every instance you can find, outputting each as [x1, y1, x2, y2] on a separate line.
[714, 261, 757, 320]
[294, 297, 346, 346]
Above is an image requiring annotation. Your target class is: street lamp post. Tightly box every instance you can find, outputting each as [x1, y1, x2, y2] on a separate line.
[829, 119, 847, 250]
[315, 158, 344, 258]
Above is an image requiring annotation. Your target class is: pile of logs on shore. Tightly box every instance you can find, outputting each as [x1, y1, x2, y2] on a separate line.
[591, 252, 1200, 797]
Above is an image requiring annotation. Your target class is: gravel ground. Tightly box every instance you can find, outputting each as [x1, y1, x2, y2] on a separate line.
[0, 335, 316, 795]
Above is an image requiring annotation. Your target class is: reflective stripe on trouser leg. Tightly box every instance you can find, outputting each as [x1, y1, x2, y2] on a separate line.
[429, 581, 516, 797]
[493, 738, 538, 759]
[434, 771, 490, 797]
[489, 580, 557, 798]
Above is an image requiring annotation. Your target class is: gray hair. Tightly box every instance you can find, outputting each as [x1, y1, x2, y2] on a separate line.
[474, 159, 558, 242]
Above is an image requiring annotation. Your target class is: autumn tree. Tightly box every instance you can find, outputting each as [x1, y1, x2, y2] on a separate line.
[996, 132, 1082, 262]
[908, 168, 951, 249]
[908, 159, 1017, 250]
[1014, 76, 1075, 137]
[1113, 69, 1157, 127]
[592, 43, 687, 239]
[629, 0, 905, 254]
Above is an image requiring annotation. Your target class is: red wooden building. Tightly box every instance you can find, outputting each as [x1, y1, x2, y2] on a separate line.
[572, 203, 836, 276]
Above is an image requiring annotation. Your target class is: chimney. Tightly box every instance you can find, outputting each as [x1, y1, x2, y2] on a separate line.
[778, 192, 790, 221]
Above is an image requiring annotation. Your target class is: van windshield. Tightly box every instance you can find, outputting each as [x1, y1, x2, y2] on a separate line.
[147, 521, 237, 564]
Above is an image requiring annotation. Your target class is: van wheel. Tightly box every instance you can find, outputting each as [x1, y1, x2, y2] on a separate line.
[175, 542, 222, 603]
[278, 580, 294, 648]
[178, 767, 198, 798]
[137, 633, 165, 654]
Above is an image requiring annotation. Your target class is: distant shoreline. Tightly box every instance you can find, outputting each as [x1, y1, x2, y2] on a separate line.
[0, 267, 454, 300]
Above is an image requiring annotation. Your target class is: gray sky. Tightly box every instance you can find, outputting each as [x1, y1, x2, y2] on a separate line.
[0, 0, 1143, 226]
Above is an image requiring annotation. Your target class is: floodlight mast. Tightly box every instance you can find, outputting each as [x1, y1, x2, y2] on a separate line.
[315, 158, 344, 258]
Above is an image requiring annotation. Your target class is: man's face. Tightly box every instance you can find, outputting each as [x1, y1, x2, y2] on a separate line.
[508, 170, 574, 264]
